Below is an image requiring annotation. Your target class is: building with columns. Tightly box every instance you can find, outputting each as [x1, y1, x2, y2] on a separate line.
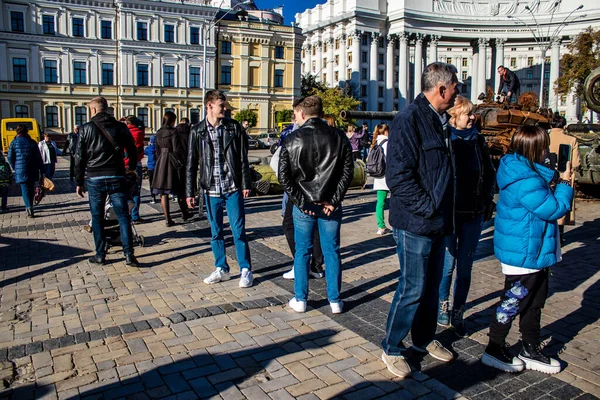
[0, 0, 300, 135]
[296, 0, 599, 122]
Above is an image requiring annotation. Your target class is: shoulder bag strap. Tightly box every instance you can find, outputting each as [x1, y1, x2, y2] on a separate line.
[92, 120, 120, 152]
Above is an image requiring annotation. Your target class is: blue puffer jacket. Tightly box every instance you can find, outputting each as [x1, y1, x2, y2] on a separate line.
[7, 135, 43, 184]
[494, 153, 573, 269]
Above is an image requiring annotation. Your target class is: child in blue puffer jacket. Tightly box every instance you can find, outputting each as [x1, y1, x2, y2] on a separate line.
[144, 135, 157, 204]
[481, 125, 573, 375]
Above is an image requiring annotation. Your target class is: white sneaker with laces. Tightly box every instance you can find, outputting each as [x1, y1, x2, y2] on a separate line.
[377, 227, 391, 235]
[239, 269, 254, 288]
[330, 301, 344, 314]
[288, 298, 307, 313]
[282, 268, 295, 280]
[203, 269, 231, 284]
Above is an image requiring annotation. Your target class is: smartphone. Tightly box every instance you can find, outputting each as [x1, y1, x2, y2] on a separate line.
[557, 144, 571, 172]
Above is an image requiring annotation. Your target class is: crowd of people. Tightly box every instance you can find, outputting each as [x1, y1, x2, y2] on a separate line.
[0, 61, 580, 383]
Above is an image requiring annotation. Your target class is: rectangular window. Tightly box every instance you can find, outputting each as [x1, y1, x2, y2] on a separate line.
[510, 57, 517, 68]
[361, 85, 367, 97]
[46, 106, 59, 127]
[348, 53, 352, 63]
[137, 22, 148, 41]
[527, 70, 533, 79]
[101, 63, 114, 85]
[190, 27, 200, 44]
[462, 58, 468, 67]
[11, 11, 24, 32]
[138, 108, 149, 128]
[43, 15, 55, 35]
[100, 21, 112, 39]
[15, 105, 28, 118]
[221, 41, 232, 55]
[164, 24, 175, 43]
[378, 87, 384, 97]
[361, 52, 367, 63]
[378, 37, 384, 48]
[446, 57, 452, 64]
[461, 70, 468, 81]
[44, 60, 58, 83]
[13, 58, 27, 82]
[361, 68, 367, 80]
[275, 69, 284, 87]
[335, 39, 340, 50]
[72, 17, 84, 37]
[189, 67, 200, 88]
[544, 69, 550, 79]
[75, 106, 87, 126]
[137, 64, 149, 86]
[527, 57, 534, 67]
[334, 71, 339, 81]
[347, 69, 352, 80]
[378, 70, 384, 81]
[221, 65, 232, 85]
[73, 61, 86, 84]
[275, 46, 284, 59]
[190, 108, 200, 125]
[334, 55, 339, 65]
[347, 37, 353, 46]
[163, 65, 175, 87]
[527, 84, 533, 90]
[378, 54, 384, 65]
[361, 35, 368, 46]
[322, 73, 326, 82]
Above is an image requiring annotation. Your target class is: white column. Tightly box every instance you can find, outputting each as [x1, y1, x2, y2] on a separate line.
[398, 32, 409, 108]
[304, 44, 312, 75]
[428, 35, 439, 64]
[89, 11, 97, 39]
[351, 32, 361, 87]
[385, 35, 395, 111]
[494, 38, 506, 92]
[369, 33, 379, 111]
[477, 38, 488, 103]
[414, 33, 424, 95]
[315, 42, 323, 81]
[152, 55, 161, 87]
[471, 51, 479, 103]
[549, 37, 561, 111]
[29, 4, 39, 35]
[339, 35, 347, 80]
[566, 87, 578, 124]
[64, 103, 73, 133]
[327, 38, 334, 87]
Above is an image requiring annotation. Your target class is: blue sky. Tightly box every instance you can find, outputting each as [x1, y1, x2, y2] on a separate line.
[258, 0, 323, 25]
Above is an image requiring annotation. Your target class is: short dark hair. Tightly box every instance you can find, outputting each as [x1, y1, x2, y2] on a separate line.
[162, 111, 177, 127]
[498, 65, 505, 70]
[16, 124, 28, 136]
[293, 95, 323, 117]
[204, 90, 226, 105]
[551, 116, 567, 129]
[511, 125, 550, 167]
[180, 117, 190, 125]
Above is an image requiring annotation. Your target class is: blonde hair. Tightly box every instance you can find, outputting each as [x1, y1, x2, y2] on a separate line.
[371, 124, 389, 149]
[447, 96, 474, 128]
[347, 125, 356, 133]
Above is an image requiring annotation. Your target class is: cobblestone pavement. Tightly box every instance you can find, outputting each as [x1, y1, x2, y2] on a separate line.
[0, 160, 598, 399]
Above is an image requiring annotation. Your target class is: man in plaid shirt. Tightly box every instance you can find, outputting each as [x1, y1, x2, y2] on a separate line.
[186, 90, 253, 288]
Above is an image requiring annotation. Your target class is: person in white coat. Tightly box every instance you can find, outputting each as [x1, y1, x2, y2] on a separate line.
[38, 132, 62, 179]
[372, 124, 391, 235]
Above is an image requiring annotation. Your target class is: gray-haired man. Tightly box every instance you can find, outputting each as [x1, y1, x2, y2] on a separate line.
[381, 62, 459, 378]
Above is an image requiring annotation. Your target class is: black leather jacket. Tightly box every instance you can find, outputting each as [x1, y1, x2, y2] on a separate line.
[279, 118, 354, 210]
[74, 112, 137, 186]
[186, 118, 250, 197]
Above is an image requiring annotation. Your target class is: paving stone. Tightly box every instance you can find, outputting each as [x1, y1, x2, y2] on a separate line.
[89, 330, 107, 342]
[147, 318, 164, 329]
[120, 323, 136, 335]
[207, 306, 225, 316]
[8, 345, 26, 359]
[163, 372, 192, 393]
[169, 313, 185, 324]
[133, 321, 151, 332]
[43, 339, 60, 352]
[105, 327, 122, 338]
[25, 341, 43, 355]
[75, 332, 91, 344]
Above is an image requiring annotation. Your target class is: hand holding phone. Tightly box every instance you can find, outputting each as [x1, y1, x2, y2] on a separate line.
[557, 144, 571, 173]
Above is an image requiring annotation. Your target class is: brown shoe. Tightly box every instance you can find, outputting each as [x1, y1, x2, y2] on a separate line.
[381, 352, 411, 379]
[413, 340, 454, 362]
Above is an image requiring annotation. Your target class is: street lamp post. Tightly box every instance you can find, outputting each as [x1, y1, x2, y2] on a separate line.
[508, 4, 584, 108]
[201, 0, 251, 118]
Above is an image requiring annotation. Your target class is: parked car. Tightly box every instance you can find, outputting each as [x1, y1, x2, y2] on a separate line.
[256, 132, 280, 149]
[247, 135, 259, 149]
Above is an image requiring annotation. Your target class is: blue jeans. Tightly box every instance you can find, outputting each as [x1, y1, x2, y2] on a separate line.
[204, 190, 251, 272]
[43, 163, 55, 179]
[131, 164, 143, 221]
[382, 228, 445, 356]
[20, 182, 35, 209]
[86, 178, 133, 258]
[439, 213, 484, 314]
[361, 147, 369, 162]
[292, 205, 342, 303]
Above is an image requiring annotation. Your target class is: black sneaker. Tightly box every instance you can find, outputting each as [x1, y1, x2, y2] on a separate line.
[519, 342, 561, 374]
[125, 254, 140, 267]
[481, 342, 525, 373]
[88, 256, 106, 265]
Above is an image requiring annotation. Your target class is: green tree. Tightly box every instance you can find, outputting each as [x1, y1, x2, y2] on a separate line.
[301, 73, 326, 97]
[234, 109, 258, 127]
[317, 87, 360, 129]
[276, 109, 294, 123]
[556, 27, 600, 100]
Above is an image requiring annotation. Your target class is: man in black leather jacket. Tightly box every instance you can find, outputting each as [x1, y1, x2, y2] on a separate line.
[74, 96, 139, 267]
[186, 90, 254, 288]
[278, 95, 354, 314]
[497, 65, 520, 103]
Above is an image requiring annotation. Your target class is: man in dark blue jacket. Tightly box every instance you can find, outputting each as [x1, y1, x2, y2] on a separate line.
[381, 62, 459, 379]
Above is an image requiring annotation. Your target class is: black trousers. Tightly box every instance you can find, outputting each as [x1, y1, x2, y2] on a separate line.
[282, 198, 324, 269]
[69, 155, 76, 180]
[488, 268, 549, 345]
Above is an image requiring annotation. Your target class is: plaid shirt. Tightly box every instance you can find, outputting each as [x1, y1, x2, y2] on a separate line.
[206, 121, 237, 197]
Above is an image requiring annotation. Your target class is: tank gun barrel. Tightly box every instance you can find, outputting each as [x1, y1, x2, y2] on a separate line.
[340, 110, 397, 120]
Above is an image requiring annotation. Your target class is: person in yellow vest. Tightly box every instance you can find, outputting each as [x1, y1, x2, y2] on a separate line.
[549, 116, 580, 246]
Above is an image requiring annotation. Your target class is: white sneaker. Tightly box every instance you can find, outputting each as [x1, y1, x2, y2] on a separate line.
[288, 298, 306, 313]
[377, 227, 391, 235]
[283, 268, 295, 280]
[330, 301, 343, 314]
[239, 269, 254, 288]
[203, 269, 231, 284]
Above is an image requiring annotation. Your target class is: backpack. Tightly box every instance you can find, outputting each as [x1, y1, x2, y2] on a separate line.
[366, 139, 388, 178]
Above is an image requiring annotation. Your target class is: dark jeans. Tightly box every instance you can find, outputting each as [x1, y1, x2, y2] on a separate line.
[132, 164, 143, 221]
[361, 146, 369, 162]
[20, 182, 35, 210]
[439, 213, 484, 314]
[488, 268, 549, 345]
[43, 163, 55, 179]
[86, 177, 134, 258]
[69, 155, 76, 180]
[204, 190, 251, 272]
[147, 169, 155, 198]
[283, 197, 324, 269]
[0, 186, 8, 209]
[382, 228, 445, 356]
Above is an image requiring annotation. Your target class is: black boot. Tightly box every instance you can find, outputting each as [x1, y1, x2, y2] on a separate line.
[519, 342, 561, 374]
[451, 307, 467, 338]
[88, 255, 105, 265]
[125, 254, 139, 267]
[26, 208, 34, 218]
[481, 342, 524, 373]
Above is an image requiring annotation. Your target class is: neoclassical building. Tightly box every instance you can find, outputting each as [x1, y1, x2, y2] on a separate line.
[296, 0, 599, 121]
[0, 0, 301, 134]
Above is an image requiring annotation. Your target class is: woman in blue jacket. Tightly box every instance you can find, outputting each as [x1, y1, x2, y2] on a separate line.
[481, 125, 573, 375]
[7, 124, 44, 217]
[144, 135, 157, 204]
